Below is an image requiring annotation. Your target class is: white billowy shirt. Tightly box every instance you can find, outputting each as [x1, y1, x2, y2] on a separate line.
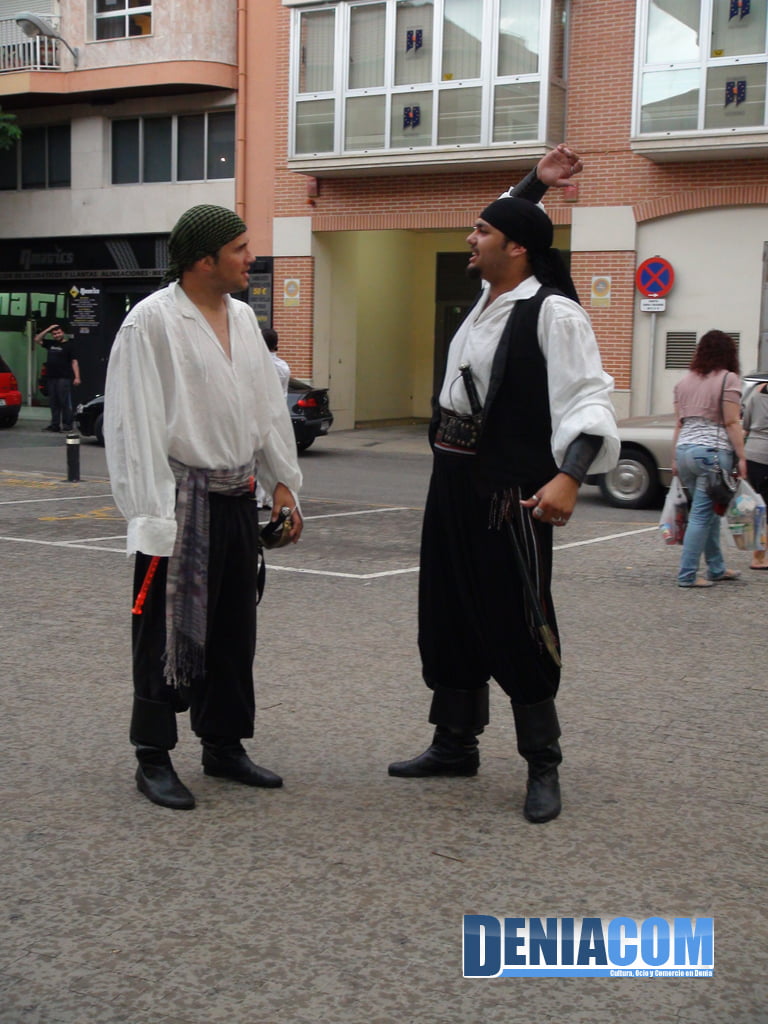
[438, 274, 619, 475]
[105, 283, 302, 556]
[270, 352, 291, 396]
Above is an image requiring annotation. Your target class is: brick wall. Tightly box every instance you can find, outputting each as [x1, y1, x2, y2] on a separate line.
[272, 257, 314, 380]
[573, 252, 636, 391]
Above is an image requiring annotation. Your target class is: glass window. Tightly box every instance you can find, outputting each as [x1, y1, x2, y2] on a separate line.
[345, 95, 387, 149]
[391, 90, 433, 145]
[395, 1, 434, 86]
[47, 124, 71, 188]
[0, 143, 18, 191]
[711, 0, 766, 57]
[493, 82, 540, 140]
[0, 126, 70, 190]
[349, 4, 386, 89]
[111, 113, 233, 184]
[143, 117, 172, 182]
[299, 10, 336, 93]
[206, 111, 236, 179]
[550, 0, 569, 80]
[442, 0, 483, 81]
[290, 0, 566, 157]
[112, 119, 140, 183]
[705, 62, 767, 128]
[178, 115, 205, 180]
[296, 100, 336, 153]
[438, 86, 481, 142]
[498, 0, 540, 76]
[640, 68, 699, 132]
[638, 0, 768, 135]
[547, 81, 566, 141]
[95, 0, 152, 40]
[646, 0, 700, 63]
[21, 128, 47, 189]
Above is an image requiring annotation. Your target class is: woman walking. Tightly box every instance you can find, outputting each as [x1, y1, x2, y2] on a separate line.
[671, 330, 747, 588]
[742, 379, 768, 569]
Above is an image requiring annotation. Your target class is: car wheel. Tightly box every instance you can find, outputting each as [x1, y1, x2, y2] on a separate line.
[598, 448, 660, 509]
[0, 412, 18, 428]
[296, 437, 314, 453]
[94, 412, 105, 446]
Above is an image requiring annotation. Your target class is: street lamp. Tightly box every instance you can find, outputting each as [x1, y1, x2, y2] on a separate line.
[15, 11, 80, 68]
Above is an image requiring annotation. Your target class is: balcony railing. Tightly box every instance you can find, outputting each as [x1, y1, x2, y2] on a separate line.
[0, 15, 63, 72]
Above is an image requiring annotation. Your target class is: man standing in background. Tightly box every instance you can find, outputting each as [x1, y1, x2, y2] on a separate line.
[35, 323, 80, 432]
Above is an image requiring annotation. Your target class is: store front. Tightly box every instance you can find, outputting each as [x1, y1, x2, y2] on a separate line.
[0, 234, 168, 405]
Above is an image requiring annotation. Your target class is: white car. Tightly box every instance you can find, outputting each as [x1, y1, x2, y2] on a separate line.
[590, 373, 768, 509]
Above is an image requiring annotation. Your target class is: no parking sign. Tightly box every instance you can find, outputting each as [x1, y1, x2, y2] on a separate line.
[635, 257, 674, 298]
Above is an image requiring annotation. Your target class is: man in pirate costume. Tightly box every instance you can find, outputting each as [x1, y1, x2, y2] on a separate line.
[105, 205, 303, 810]
[388, 149, 619, 822]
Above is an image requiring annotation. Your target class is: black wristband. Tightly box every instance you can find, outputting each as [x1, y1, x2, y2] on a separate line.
[509, 167, 548, 204]
[559, 433, 602, 484]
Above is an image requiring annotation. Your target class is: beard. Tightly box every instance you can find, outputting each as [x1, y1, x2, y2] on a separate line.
[466, 263, 481, 280]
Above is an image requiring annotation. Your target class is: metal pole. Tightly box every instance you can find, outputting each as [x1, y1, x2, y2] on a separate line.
[26, 320, 33, 407]
[66, 432, 80, 482]
[646, 311, 657, 416]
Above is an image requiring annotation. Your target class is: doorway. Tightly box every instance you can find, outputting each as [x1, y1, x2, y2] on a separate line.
[433, 252, 479, 396]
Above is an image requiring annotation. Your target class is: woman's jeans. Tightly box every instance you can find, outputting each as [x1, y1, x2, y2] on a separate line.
[675, 445, 733, 585]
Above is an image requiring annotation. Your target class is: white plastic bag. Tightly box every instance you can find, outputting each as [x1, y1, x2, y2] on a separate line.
[659, 477, 689, 546]
[726, 478, 767, 550]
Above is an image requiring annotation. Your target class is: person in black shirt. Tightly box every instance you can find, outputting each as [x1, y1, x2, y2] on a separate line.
[35, 324, 80, 432]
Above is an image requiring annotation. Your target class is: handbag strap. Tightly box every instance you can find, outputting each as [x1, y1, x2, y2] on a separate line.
[714, 370, 730, 469]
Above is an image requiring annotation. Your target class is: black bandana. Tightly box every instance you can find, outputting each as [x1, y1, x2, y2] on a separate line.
[478, 197, 553, 251]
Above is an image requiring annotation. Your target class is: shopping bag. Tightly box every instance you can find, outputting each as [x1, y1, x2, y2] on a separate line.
[725, 478, 767, 551]
[659, 477, 689, 546]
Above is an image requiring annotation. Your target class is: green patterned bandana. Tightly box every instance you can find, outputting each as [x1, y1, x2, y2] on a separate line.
[165, 205, 247, 283]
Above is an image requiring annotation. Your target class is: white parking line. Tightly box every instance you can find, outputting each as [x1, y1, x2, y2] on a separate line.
[0, 493, 114, 506]
[554, 525, 658, 550]
[0, 523, 659, 579]
[302, 506, 411, 520]
[267, 564, 419, 579]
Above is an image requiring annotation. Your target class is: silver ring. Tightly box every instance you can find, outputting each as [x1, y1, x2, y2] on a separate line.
[533, 494, 540, 503]
[533, 506, 543, 518]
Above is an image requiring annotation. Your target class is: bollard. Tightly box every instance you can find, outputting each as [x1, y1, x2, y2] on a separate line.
[66, 432, 81, 482]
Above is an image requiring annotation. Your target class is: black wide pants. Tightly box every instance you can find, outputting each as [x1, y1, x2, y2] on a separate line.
[418, 451, 560, 708]
[130, 493, 261, 749]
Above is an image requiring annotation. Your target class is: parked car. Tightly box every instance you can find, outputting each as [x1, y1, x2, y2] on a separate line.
[590, 372, 768, 509]
[0, 354, 22, 428]
[75, 378, 334, 452]
[288, 377, 333, 451]
[75, 394, 105, 445]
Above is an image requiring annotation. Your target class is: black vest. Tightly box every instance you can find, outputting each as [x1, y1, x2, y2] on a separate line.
[433, 285, 561, 496]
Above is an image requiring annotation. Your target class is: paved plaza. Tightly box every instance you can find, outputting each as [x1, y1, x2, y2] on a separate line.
[1, 409, 766, 1023]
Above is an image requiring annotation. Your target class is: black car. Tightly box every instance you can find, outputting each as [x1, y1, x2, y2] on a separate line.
[287, 377, 333, 451]
[75, 394, 105, 445]
[75, 378, 333, 452]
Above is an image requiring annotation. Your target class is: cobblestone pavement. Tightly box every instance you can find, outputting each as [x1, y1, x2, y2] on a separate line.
[1, 410, 766, 1023]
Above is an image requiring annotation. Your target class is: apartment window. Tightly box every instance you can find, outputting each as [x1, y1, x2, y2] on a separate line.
[0, 125, 71, 191]
[95, 0, 152, 40]
[111, 111, 235, 183]
[290, 0, 569, 157]
[637, 0, 768, 135]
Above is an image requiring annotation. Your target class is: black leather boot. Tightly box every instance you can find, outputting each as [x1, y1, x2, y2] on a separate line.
[201, 741, 283, 788]
[511, 698, 562, 823]
[135, 746, 195, 810]
[388, 726, 480, 777]
[388, 685, 488, 777]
